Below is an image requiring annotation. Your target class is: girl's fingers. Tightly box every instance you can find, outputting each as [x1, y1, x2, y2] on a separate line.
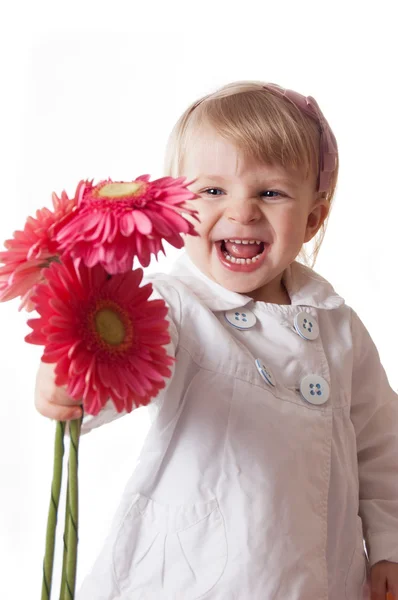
[34, 359, 83, 415]
[370, 566, 388, 600]
[36, 402, 83, 422]
[49, 389, 83, 408]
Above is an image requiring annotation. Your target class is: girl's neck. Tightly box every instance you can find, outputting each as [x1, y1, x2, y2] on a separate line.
[248, 278, 291, 306]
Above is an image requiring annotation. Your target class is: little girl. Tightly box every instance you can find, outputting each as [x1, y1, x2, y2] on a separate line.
[35, 81, 398, 600]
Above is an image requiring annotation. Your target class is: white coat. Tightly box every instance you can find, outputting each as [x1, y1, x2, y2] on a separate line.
[77, 252, 398, 600]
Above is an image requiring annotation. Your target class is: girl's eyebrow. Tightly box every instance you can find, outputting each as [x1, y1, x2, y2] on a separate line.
[196, 174, 227, 182]
[196, 174, 298, 187]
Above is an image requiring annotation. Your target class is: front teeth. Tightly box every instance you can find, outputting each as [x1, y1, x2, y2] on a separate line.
[223, 253, 262, 264]
[227, 239, 262, 244]
[221, 239, 265, 264]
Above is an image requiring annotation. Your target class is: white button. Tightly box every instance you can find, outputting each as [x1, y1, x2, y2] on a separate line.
[299, 374, 329, 405]
[224, 309, 257, 330]
[255, 359, 276, 386]
[294, 311, 319, 341]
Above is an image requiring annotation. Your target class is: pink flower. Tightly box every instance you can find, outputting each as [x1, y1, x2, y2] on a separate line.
[0, 184, 81, 311]
[25, 258, 174, 416]
[55, 176, 199, 273]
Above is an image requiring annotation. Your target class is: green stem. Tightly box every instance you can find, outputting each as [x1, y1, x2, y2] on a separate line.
[59, 477, 70, 598]
[63, 417, 82, 600]
[41, 421, 66, 600]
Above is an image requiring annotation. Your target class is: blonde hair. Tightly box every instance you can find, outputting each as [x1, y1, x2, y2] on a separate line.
[163, 81, 339, 268]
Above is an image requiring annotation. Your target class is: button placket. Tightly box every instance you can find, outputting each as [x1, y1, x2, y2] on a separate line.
[226, 305, 331, 408]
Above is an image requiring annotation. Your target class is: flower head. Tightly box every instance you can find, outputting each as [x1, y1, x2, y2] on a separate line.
[0, 183, 81, 310]
[25, 257, 174, 415]
[55, 176, 199, 273]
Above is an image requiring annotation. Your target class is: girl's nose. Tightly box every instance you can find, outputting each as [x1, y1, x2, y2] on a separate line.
[225, 198, 262, 225]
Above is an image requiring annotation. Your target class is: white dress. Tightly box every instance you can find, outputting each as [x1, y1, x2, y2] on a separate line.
[77, 253, 398, 599]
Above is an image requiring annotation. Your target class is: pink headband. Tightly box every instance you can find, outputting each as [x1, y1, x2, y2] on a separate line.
[263, 83, 338, 193]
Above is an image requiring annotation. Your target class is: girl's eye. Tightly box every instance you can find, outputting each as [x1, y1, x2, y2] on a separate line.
[202, 188, 285, 198]
[201, 188, 286, 200]
[261, 190, 285, 199]
[203, 188, 224, 196]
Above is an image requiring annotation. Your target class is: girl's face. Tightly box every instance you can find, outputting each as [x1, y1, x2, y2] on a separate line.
[182, 127, 329, 304]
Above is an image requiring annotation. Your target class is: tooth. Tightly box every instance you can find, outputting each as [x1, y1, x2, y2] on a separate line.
[231, 257, 237, 263]
[249, 240, 255, 244]
[234, 240, 242, 244]
[222, 249, 233, 261]
[242, 240, 249, 244]
[255, 240, 261, 244]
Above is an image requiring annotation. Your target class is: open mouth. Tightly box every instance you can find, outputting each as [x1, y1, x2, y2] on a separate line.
[214, 239, 270, 272]
[220, 239, 265, 264]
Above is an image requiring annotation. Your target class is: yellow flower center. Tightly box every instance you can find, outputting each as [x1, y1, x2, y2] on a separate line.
[98, 182, 143, 199]
[95, 308, 127, 345]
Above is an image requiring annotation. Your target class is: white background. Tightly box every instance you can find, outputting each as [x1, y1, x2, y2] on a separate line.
[0, 1, 397, 597]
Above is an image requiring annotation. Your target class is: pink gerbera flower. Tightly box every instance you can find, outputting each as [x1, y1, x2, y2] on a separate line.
[25, 257, 174, 416]
[0, 184, 81, 311]
[55, 176, 199, 273]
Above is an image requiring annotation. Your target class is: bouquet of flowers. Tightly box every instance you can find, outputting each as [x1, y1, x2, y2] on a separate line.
[0, 176, 198, 599]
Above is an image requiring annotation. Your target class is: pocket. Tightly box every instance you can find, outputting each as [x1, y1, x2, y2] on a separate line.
[345, 515, 368, 599]
[112, 493, 228, 599]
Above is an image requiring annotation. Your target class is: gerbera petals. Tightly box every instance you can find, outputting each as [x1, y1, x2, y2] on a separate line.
[25, 258, 174, 416]
[142, 210, 174, 237]
[120, 213, 136, 236]
[132, 210, 153, 235]
[54, 176, 199, 271]
[0, 183, 79, 310]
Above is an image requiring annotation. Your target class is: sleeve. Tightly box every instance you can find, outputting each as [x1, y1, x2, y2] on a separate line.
[80, 277, 180, 435]
[350, 308, 398, 566]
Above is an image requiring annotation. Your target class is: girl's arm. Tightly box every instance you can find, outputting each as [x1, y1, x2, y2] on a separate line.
[350, 309, 398, 567]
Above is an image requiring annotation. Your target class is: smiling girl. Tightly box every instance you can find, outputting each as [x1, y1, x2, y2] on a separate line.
[35, 81, 398, 600]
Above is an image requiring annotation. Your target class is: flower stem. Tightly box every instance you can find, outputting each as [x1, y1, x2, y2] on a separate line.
[59, 477, 70, 598]
[41, 421, 66, 600]
[63, 417, 82, 600]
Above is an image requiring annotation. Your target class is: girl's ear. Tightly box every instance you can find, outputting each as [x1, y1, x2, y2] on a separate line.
[304, 195, 330, 243]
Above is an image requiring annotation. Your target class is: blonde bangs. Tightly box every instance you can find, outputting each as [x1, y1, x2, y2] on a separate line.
[164, 82, 320, 185]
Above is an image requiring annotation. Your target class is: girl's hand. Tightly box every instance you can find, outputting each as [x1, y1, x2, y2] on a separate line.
[371, 561, 398, 600]
[34, 360, 83, 422]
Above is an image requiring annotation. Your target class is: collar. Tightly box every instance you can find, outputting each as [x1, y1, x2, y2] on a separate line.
[168, 252, 345, 312]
